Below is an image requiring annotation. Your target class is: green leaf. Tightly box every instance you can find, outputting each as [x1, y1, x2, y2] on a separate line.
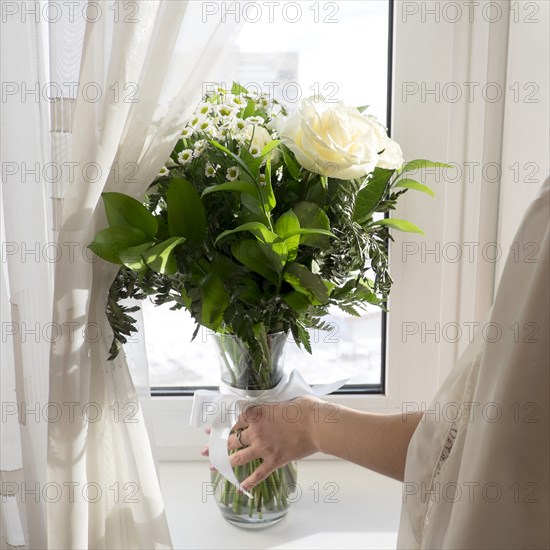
[283, 291, 312, 312]
[200, 273, 229, 329]
[88, 227, 147, 264]
[102, 192, 158, 239]
[274, 210, 300, 239]
[119, 242, 154, 272]
[356, 105, 369, 113]
[242, 100, 256, 119]
[394, 178, 435, 197]
[238, 147, 264, 183]
[371, 218, 424, 235]
[215, 222, 278, 245]
[354, 279, 383, 305]
[281, 145, 302, 180]
[260, 241, 289, 273]
[292, 201, 332, 247]
[260, 156, 276, 213]
[260, 140, 281, 159]
[209, 253, 241, 279]
[231, 82, 248, 95]
[292, 323, 312, 354]
[209, 139, 256, 182]
[241, 193, 269, 224]
[337, 303, 362, 317]
[274, 210, 300, 262]
[180, 287, 192, 309]
[231, 239, 279, 283]
[283, 228, 335, 240]
[283, 263, 329, 304]
[234, 277, 262, 304]
[166, 177, 207, 246]
[142, 236, 185, 275]
[353, 168, 394, 222]
[202, 180, 258, 198]
[305, 180, 328, 206]
[399, 159, 452, 173]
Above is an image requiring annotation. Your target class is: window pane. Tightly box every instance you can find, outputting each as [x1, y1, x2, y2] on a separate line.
[145, 0, 389, 388]
[215, 0, 389, 123]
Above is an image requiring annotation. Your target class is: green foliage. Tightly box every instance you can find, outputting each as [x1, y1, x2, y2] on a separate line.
[371, 218, 424, 235]
[353, 168, 394, 222]
[394, 178, 435, 197]
[103, 192, 158, 238]
[89, 84, 444, 363]
[166, 178, 207, 245]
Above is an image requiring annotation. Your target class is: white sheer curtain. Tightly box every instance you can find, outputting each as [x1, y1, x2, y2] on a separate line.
[1, 1, 241, 548]
[1, 5, 52, 548]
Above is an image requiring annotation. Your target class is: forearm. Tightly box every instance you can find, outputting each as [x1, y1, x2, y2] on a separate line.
[311, 401, 422, 481]
[229, 396, 422, 489]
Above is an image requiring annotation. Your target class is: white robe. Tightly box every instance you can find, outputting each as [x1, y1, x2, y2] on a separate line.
[397, 180, 549, 549]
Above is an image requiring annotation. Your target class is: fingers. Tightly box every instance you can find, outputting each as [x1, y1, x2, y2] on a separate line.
[231, 416, 249, 433]
[201, 424, 252, 456]
[228, 428, 251, 451]
[239, 461, 276, 492]
[233, 403, 261, 431]
[229, 446, 260, 468]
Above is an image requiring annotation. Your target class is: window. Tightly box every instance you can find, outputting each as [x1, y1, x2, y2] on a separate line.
[143, 1, 392, 393]
[143, 0, 529, 459]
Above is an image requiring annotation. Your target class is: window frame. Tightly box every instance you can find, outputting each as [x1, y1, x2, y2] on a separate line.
[149, 0, 514, 460]
[149, 0, 395, 398]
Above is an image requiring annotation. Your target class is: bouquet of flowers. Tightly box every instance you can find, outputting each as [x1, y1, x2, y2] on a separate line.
[90, 83, 445, 524]
[92, 82, 441, 363]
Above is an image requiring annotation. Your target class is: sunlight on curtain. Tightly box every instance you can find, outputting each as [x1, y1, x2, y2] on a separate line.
[1, 6, 51, 548]
[1, 1, 242, 548]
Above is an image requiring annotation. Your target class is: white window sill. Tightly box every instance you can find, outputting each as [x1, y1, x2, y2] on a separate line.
[159, 459, 402, 549]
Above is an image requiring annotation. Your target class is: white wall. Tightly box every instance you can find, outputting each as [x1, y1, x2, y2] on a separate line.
[496, 0, 549, 287]
[389, 0, 549, 405]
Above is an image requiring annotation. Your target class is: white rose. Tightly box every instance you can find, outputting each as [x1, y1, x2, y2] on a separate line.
[377, 138, 404, 170]
[244, 125, 280, 163]
[365, 115, 404, 170]
[274, 98, 389, 180]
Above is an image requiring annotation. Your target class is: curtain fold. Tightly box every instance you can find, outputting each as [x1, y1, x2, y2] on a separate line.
[1, 6, 52, 547]
[2, 1, 242, 548]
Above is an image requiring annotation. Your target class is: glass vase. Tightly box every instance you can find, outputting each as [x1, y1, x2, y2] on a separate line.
[210, 331, 298, 528]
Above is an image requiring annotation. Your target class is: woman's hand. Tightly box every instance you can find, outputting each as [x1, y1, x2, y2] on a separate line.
[226, 395, 323, 491]
[201, 396, 422, 486]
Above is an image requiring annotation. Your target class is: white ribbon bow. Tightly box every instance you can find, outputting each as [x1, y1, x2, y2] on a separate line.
[190, 368, 347, 497]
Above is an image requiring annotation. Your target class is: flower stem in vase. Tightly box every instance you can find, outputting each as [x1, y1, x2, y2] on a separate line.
[212, 331, 297, 527]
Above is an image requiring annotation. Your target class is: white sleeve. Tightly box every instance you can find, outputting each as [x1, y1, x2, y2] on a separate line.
[397, 179, 549, 550]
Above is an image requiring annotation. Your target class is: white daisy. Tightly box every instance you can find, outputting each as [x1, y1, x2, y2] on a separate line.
[232, 95, 246, 108]
[181, 126, 194, 139]
[226, 166, 240, 181]
[193, 139, 207, 157]
[233, 132, 249, 146]
[205, 163, 217, 178]
[177, 149, 193, 165]
[216, 104, 235, 120]
[195, 119, 214, 134]
[188, 114, 202, 128]
[196, 102, 212, 116]
[247, 115, 265, 125]
[259, 173, 267, 187]
[233, 119, 249, 133]
[250, 143, 262, 158]
[157, 165, 169, 178]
